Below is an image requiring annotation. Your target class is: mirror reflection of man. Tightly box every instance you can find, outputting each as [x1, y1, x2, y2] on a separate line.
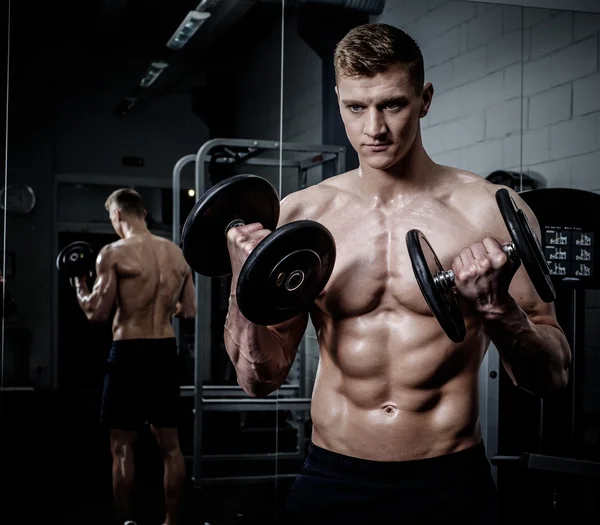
[74, 188, 196, 525]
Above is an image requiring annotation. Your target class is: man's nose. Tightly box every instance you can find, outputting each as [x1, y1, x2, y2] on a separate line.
[363, 108, 387, 138]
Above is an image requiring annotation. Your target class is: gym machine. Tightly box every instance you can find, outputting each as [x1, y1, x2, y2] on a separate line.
[172, 138, 346, 485]
[481, 188, 600, 523]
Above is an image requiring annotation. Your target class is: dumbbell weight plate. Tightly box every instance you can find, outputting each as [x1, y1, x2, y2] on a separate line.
[181, 174, 280, 277]
[406, 229, 466, 343]
[236, 220, 336, 325]
[495, 188, 555, 303]
[56, 241, 96, 286]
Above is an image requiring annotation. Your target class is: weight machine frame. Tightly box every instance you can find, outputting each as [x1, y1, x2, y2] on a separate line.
[172, 138, 346, 485]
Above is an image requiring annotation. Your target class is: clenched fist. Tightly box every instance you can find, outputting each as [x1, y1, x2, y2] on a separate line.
[451, 237, 520, 314]
[226, 222, 272, 286]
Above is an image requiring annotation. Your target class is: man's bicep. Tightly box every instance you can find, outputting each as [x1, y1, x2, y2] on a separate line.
[509, 265, 558, 325]
[89, 247, 118, 320]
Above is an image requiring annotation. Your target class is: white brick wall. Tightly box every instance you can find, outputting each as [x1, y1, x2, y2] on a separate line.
[376, 0, 600, 191]
[378, 0, 600, 414]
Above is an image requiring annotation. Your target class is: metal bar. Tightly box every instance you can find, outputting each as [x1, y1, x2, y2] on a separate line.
[0, 387, 35, 392]
[193, 142, 212, 484]
[172, 154, 196, 245]
[201, 384, 299, 392]
[243, 157, 302, 168]
[491, 453, 600, 476]
[195, 473, 298, 485]
[56, 222, 171, 238]
[196, 137, 346, 155]
[52, 175, 59, 389]
[570, 288, 584, 451]
[202, 398, 312, 411]
[299, 152, 338, 171]
[523, 453, 600, 476]
[55, 173, 175, 189]
[202, 452, 303, 461]
[179, 385, 300, 398]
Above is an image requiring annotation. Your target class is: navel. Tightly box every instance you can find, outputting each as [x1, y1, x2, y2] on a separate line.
[382, 404, 399, 416]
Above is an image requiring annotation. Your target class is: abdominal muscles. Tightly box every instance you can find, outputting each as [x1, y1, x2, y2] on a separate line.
[309, 211, 486, 461]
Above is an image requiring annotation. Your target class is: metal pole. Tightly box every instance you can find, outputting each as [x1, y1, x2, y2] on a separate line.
[192, 140, 216, 484]
[172, 154, 196, 376]
[172, 154, 196, 245]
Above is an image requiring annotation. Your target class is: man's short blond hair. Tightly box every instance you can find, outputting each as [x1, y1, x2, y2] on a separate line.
[334, 23, 425, 94]
[105, 188, 145, 218]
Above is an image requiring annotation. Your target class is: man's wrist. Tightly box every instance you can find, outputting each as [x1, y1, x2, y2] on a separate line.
[476, 295, 520, 322]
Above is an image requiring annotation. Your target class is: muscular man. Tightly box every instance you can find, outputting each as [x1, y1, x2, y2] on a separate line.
[224, 24, 571, 525]
[74, 188, 196, 525]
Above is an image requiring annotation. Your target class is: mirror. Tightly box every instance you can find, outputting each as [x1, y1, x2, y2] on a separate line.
[1, 0, 285, 523]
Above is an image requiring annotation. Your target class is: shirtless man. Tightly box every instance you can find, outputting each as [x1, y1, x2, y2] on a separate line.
[74, 188, 196, 525]
[223, 24, 571, 525]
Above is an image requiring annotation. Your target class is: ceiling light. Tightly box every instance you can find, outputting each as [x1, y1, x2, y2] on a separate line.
[166, 11, 211, 50]
[140, 61, 169, 88]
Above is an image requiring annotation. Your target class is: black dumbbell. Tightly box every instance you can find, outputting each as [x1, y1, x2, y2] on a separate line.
[181, 174, 336, 325]
[56, 241, 96, 288]
[406, 188, 555, 343]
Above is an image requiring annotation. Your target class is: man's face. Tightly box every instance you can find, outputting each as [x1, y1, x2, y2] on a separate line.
[108, 203, 124, 238]
[336, 65, 433, 171]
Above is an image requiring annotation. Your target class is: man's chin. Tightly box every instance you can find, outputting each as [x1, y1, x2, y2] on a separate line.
[362, 154, 397, 171]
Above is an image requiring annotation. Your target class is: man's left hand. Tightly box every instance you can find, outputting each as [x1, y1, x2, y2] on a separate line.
[73, 275, 87, 289]
[451, 237, 520, 315]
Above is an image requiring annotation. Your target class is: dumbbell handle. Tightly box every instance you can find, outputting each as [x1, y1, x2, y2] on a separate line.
[225, 219, 246, 234]
[434, 242, 518, 293]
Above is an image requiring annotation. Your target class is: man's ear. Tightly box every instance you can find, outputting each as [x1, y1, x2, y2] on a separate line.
[420, 82, 434, 118]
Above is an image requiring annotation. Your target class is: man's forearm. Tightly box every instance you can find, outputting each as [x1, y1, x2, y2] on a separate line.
[480, 296, 571, 397]
[224, 298, 292, 397]
[75, 280, 98, 320]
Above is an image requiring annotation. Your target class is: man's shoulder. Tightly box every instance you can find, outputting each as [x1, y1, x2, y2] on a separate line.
[442, 167, 532, 235]
[441, 166, 500, 203]
[279, 174, 346, 223]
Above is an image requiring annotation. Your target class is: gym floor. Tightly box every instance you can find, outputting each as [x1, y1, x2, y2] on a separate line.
[1, 389, 294, 525]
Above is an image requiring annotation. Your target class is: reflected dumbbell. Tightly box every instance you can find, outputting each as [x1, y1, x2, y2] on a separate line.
[56, 240, 96, 288]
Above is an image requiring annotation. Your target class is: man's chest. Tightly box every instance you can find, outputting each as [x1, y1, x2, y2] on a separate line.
[314, 205, 486, 317]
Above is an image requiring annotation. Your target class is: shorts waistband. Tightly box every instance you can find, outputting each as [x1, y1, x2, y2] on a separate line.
[305, 440, 489, 481]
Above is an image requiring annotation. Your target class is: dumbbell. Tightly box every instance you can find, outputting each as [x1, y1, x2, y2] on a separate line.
[56, 241, 96, 288]
[406, 188, 555, 343]
[181, 174, 336, 325]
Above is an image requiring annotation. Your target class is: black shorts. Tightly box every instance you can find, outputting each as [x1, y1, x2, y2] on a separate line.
[100, 338, 180, 431]
[283, 441, 498, 525]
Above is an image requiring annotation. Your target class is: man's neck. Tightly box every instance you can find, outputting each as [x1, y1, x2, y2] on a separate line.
[355, 143, 438, 206]
[122, 220, 149, 239]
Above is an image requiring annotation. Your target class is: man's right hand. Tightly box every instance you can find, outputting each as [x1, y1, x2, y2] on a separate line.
[226, 222, 272, 287]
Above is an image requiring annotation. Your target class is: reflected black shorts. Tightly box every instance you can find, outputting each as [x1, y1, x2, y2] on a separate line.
[100, 338, 179, 431]
[283, 440, 498, 525]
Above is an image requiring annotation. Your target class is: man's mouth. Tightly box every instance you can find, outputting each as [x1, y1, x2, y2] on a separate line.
[365, 143, 391, 152]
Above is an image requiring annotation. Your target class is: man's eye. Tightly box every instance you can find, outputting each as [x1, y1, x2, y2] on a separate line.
[349, 105, 362, 112]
